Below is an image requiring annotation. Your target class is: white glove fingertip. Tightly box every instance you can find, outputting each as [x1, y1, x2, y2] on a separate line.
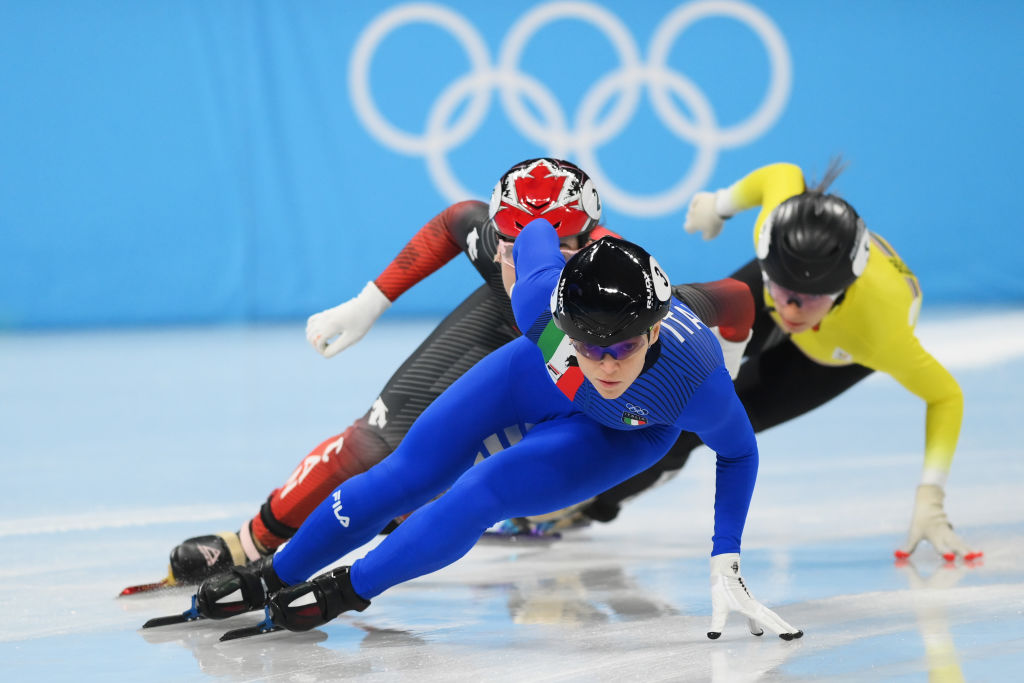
[945, 532, 972, 558]
[930, 536, 953, 557]
[899, 528, 924, 556]
[745, 603, 795, 636]
[708, 602, 728, 638]
[322, 339, 346, 358]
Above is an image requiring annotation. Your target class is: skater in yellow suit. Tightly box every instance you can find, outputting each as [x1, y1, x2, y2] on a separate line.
[578, 161, 978, 563]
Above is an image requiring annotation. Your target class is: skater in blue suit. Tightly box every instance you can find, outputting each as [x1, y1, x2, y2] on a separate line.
[191, 219, 802, 641]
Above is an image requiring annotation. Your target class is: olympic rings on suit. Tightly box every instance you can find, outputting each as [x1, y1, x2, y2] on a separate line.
[625, 403, 649, 415]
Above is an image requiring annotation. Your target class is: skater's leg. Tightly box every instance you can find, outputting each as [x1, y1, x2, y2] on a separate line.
[350, 416, 679, 598]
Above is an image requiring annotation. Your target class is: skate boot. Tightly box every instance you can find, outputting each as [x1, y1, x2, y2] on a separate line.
[378, 512, 412, 535]
[195, 556, 285, 620]
[170, 522, 270, 584]
[529, 508, 591, 534]
[494, 517, 537, 536]
[494, 504, 592, 538]
[267, 566, 370, 632]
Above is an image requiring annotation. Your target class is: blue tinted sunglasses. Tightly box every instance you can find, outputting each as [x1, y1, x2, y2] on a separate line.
[569, 333, 649, 361]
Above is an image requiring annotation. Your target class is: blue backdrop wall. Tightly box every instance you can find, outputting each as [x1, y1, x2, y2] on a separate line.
[2, 0, 1021, 329]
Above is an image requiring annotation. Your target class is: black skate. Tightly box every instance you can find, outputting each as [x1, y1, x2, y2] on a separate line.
[195, 556, 284, 619]
[142, 556, 283, 628]
[169, 530, 251, 584]
[122, 525, 269, 596]
[218, 566, 370, 641]
[270, 566, 370, 631]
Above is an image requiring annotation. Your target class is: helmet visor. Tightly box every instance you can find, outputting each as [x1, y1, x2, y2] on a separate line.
[569, 334, 648, 361]
[764, 275, 841, 309]
[496, 238, 581, 268]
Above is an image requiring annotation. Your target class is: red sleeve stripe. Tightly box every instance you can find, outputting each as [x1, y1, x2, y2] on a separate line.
[374, 205, 464, 301]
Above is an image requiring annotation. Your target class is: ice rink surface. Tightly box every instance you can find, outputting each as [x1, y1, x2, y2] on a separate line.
[2, 308, 1024, 681]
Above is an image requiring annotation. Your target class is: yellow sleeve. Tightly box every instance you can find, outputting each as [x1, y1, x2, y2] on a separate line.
[720, 162, 806, 243]
[834, 234, 963, 477]
[875, 334, 963, 475]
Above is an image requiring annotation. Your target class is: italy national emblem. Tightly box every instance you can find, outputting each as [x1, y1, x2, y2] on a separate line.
[622, 412, 647, 426]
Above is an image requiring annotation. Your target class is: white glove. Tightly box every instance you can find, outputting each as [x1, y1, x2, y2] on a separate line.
[896, 484, 979, 562]
[684, 191, 726, 241]
[305, 281, 391, 358]
[708, 553, 802, 641]
[711, 327, 752, 380]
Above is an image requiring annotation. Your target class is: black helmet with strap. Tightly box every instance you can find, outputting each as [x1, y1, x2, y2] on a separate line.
[757, 193, 871, 295]
[552, 236, 672, 346]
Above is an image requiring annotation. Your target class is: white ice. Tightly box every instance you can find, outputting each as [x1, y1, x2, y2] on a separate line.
[2, 308, 1023, 681]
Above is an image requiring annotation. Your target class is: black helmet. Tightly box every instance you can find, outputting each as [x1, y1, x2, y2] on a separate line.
[757, 193, 871, 295]
[551, 236, 672, 346]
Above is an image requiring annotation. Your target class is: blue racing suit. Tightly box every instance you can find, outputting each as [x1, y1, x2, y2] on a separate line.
[273, 219, 759, 600]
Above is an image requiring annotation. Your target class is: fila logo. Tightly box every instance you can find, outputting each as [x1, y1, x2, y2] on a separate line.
[198, 544, 221, 567]
[332, 490, 350, 528]
[369, 397, 389, 429]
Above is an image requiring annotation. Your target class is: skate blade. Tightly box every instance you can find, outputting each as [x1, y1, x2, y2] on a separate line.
[142, 613, 198, 628]
[141, 595, 202, 628]
[220, 621, 282, 641]
[119, 568, 178, 597]
[480, 531, 562, 544]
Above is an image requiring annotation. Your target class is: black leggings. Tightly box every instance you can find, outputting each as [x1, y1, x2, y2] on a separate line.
[583, 259, 874, 522]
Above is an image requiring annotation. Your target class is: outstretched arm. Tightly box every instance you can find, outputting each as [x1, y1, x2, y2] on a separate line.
[884, 336, 975, 561]
[685, 368, 802, 640]
[509, 218, 565, 333]
[373, 201, 483, 301]
[307, 201, 485, 358]
[684, 367, 758, 556]
[683, 163, 806, 242]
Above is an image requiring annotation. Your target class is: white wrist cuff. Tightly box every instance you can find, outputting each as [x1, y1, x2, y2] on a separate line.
[714, 187, 742, 219]
[710, 552, 741, 575]
[920, 467, 948, 488]
[711, 326, 750, 379]
[361, 281, 393, 315]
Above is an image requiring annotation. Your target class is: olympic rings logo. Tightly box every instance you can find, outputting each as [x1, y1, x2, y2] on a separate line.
[625, 403, 649, 415]
[350, 1, 791, 217]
